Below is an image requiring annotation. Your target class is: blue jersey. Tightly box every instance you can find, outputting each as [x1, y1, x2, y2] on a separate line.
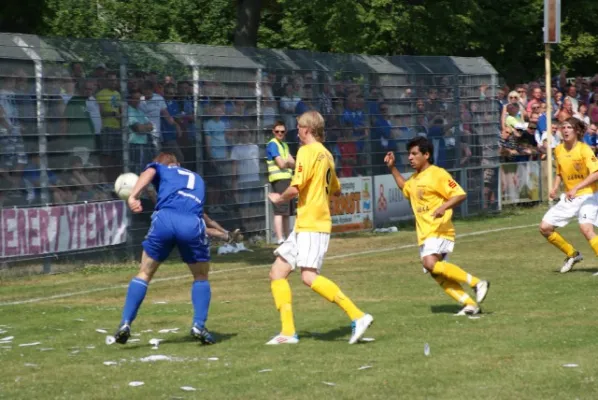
[145, 162, 205, 216]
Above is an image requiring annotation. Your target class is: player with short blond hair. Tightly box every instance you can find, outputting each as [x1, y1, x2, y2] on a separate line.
[385, 137, 490, 315]
[539, 117, 598, 273]
[266, 111, 373, 345]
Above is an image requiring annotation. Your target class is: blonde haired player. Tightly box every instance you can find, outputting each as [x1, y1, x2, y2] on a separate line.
[266, 111, 374, 345]
[539, 117, 598, 273]
[385, 137, 490, 315]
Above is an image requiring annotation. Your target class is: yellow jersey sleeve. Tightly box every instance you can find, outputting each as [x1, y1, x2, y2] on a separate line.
[291, 146, 312, 190]
[582, 144, 598, 174]
[434, 168, 466, 199]
[329, 171, 341, 195]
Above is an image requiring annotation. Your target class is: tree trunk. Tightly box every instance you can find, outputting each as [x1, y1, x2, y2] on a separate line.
[234, 0, 262, 47]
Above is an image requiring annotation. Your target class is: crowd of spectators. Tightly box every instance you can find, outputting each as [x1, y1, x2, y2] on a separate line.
[0, 60, 502, 221]
[497, 68, 598, 162]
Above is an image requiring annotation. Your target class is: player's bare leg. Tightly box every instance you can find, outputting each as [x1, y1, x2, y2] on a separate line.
[303, 268, 373, 344]
[114, 252, 161, 344]
[266, 256, 298, 344]
[539, 221, 582, 273]
[273, 215, 285, 244]
[188, 261, 215, 344]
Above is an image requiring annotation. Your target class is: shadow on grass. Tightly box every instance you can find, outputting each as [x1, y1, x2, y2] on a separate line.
[563, 267, 598, 274]
[120, 331, 238, 349]
[298, 325, 352, 342]
[430, 304, 461, 314]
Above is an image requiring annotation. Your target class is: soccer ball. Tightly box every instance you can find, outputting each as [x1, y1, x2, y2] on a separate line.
[114, 172, 139, 201]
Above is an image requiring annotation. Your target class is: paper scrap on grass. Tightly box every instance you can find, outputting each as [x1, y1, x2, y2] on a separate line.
[424, 343, 430, 356]
[358, 365, 372, 370]
[24, 363, 38, 367]
[86, 345, 95, 349]
[563, 363, 579, 368]
[468, 316, 481, 320]
[19, 342, 41, 347]
[74, 318, 85, 322]
[105, 336, 116, 345]
[128, 339, 140, 343]
[153, 301, 168, 304]
[1, 346, 11, 349]
[39, 348, 54, 351]
[258, 369, 272, 373]
[0, 336, 14, 341]
[322, 382, 336, 386]
[140, 355, 172, 362]
[360, 337, 375, 342]
[103, 361, 118, 366]
[141, 329, 153, 333]
[128, 381, 144, 387]
[95, 329, 108, 334]
[158, 328, 179, 333]
[0, 329, 7, 334]
[180, 386, 197, 392]
[131, 333, 141, 337]
[207, 357, 219, 361]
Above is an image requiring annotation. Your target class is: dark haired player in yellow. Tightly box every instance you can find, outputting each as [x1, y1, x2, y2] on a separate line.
[539, 117, 598, 273]
[267, 111, 373, 345]
[385, 137, 490, 315]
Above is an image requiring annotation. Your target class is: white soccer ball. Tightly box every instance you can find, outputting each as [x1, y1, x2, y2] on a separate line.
[114, 172, 139, 201]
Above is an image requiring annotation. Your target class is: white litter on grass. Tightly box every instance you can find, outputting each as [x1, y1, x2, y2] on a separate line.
[0, 336, 14, 341]
[74, 318, 85, 322]
[19, 342, 40, 347]
[149, 338, 162, 350]
[153, 301, 168, 304]
[1, 346, 11, 349]
[128, 339, 140, 343]
[158, 328, 179, 333]
[128, 381, 144, 387]
[0, 329, 7, 334]
[71, 350, 80, 354]
[39, 348, 54, 352]
[207, 357, 219, 361]
[258, 369, 272, 373]
[360, 337, 375, 342]
[95, 329, 108, 334]
[468, 315, 482, 320]
[0, 325, 8, 328]
[141, 329, 153, 333]
[180, 386, 197, 392]
[140, 355, 172, 362]
[424, 343, 430, 356]
[322, 382, 336, 386]
[563, 363, 579, 368]
[131, 333, 141, 337]
[24, 363, 38, 367]
[103, 361, 118, 366]
[86, 345, 95, 349]
[358, 365, 372, 370]
[105, 336, 116, 345]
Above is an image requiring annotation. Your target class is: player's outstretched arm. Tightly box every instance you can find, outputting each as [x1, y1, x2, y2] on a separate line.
[127, 168, 156, 213]
[384, 152, 406, 190]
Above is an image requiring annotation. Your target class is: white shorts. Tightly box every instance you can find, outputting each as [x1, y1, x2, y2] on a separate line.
[274, 230, 330, 272]
[419, 237, 455, 259]
[542, 193, 598, 227]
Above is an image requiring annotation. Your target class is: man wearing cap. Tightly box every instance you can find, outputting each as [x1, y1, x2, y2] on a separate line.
[266, 120, 295, 244]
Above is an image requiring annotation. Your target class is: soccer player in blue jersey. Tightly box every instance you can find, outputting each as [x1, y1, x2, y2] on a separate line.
[112, 152, 215, 345]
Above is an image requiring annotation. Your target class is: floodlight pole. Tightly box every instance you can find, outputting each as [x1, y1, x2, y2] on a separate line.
[545, 43, 553, 204]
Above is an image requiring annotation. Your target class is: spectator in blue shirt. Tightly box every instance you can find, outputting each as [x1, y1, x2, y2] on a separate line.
[161, 84, 183, 163]
[371, 102, 396, 174]
[583, 123, 597, 154]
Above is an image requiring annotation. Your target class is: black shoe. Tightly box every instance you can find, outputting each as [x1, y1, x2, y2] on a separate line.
[114, 323, 131, 344]
[190, 325, 216, 345]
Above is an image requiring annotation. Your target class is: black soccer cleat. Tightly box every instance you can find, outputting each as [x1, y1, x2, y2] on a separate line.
[190, 324, 216, 345]
[114, 323, 131, 344]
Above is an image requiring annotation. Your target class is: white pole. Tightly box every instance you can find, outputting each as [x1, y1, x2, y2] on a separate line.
[264, 183, 271, 244]
[545, 43, 553, 203]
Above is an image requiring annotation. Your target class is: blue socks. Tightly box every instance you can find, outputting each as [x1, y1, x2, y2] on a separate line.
[120, 277, 148, 325]
[191, 280, 211, 329]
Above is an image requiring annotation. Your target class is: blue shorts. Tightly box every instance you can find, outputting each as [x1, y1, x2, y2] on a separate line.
[142, 210, 210, 263]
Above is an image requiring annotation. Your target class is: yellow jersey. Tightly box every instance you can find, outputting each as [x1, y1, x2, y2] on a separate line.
[291, 142, 340, 233]
[555, 142, 598, 196]
[402, 165, 466, 245]
[96, 89, 121, 129]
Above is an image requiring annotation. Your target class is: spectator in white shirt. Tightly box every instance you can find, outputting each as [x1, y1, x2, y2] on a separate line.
[140, 80, 175, 150]
[231, 126, 262, 232]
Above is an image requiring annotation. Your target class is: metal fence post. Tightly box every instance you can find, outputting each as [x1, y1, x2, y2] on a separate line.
[120, 62, 129, 173]
[264, 183, 271, 244]
[192, 64, 202, 176]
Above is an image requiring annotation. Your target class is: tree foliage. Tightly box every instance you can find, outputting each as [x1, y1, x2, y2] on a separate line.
[2, 0, 597, 83]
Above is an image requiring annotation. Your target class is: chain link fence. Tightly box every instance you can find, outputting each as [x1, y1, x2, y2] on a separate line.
[0, 33, 501, 273]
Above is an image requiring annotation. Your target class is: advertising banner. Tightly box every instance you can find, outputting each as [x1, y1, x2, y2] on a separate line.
[331, 177, 374, 233]
[0, 200, 128, 258]
[373, 173, 414, 226]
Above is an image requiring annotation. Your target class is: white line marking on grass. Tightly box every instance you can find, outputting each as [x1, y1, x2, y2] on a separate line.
[0, 223, 536, 306]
